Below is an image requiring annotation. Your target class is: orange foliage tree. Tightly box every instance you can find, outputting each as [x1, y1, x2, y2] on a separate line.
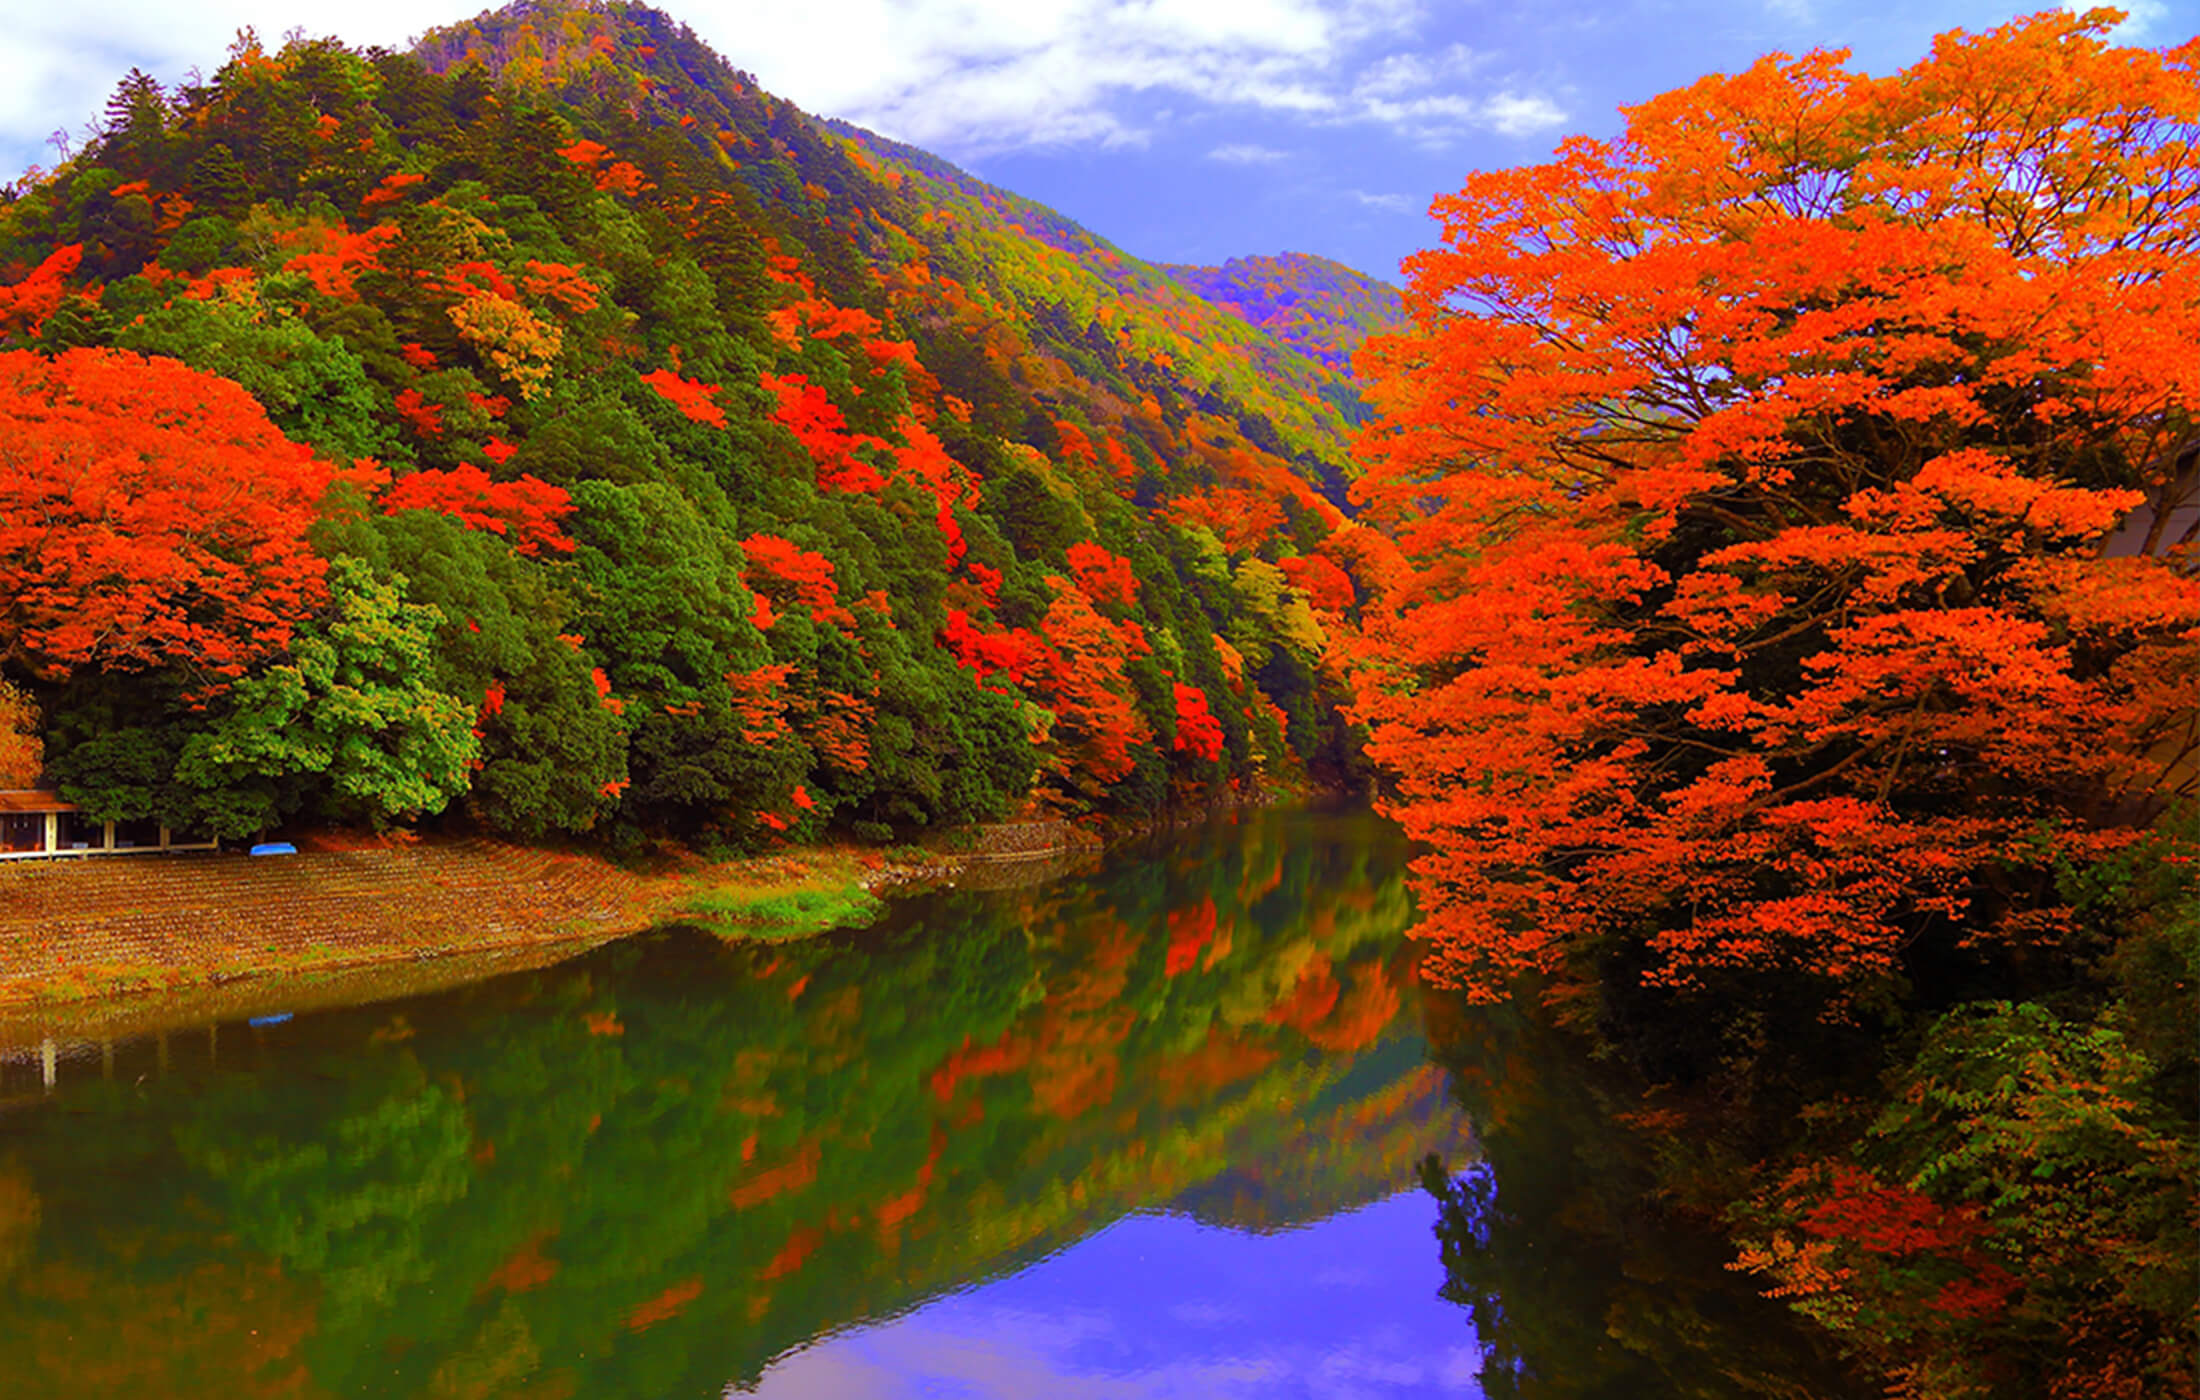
[0, 680, 40, 786]
[641, 368, 726, 427]
[1065, 541, 1138, 609]
[0, 348, 335, 683]
[1035, 577, 1153, 795]
[741, 534, 854, 630]
[1278, 553, 1355, 613]
[0, 245, 85, 337]
[1347, 13, 2200, 1001]
[1172, 682, 1225, 763]
[758, 372, 884, 493]
[381, 465, 577, 557]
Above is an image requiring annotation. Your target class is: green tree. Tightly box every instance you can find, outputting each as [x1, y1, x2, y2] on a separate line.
[318, 508, 629, 838]
[113, 294, 396, 463]
[175, 558, 479, 833]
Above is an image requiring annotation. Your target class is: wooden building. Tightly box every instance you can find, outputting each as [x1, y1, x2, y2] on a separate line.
[0, 790, 217, 860]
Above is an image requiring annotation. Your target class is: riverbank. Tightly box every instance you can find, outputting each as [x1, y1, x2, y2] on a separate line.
[0, 833, 967, 1012]
[0, 794, 1292, 1014]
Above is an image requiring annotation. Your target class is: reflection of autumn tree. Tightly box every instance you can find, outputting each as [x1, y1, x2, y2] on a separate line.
[0, 1158, 36, 1284]
[176, 1060, 474, 1336]
[1302, 960, 1400, 1054]
[0, 809, 1437, 1398]
[1175, 1060, 1455, 1233]
[0, 1113, 325, 1399]
[2, 1253, 324, 1399]
[1419, 995, 1861, 1400]
[1732, 998, 2198, 1399]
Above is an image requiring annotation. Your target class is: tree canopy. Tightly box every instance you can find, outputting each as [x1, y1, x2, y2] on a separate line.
[1349, 9, 2198, 1001]
[1346, 14, 2199, 1395]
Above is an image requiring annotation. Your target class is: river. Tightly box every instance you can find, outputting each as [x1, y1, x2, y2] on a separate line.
[0, 806, 1850, 1398]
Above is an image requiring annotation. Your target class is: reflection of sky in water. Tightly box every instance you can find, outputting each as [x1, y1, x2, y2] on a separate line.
[748, 1192, 1483, 1399]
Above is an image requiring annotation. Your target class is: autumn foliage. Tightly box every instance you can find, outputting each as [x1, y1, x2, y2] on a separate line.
[381, 464, 577, 556]
[1349, 12, 2200, 1000]
[641, 368, 726, 426]
[0, 348, 334, 682]
[741, 534, 853, 630]
[0, 5, 1363, 850]
[0, 245, 85, 337]
[1064, 541, 1138, 609]
[1172, 682, 1225, 762]
[760, 371, 884, 493]
[0, 680, 40, 786]
[1033, 577, 1153, 793]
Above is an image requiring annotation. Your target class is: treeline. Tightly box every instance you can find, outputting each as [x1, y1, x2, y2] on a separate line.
[0, 1, 1375, 851]
[1165, 252, 1407, 378]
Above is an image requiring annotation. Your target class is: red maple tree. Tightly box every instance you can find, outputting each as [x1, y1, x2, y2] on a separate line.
[381, 465, 577, 557]
[1347, 13, 2200, 1000]
[0, 348, 336, 682]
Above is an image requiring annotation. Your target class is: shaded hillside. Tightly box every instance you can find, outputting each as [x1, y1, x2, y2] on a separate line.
[0, 0, 1381, 854]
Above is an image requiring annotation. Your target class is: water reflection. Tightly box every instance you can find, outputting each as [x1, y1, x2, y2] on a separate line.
[0, 807, 1463, 1398]
[1416, 995, 1864, 1400]
[0, 808, 1867, 1399]
[753, 1198, 1480, 1398]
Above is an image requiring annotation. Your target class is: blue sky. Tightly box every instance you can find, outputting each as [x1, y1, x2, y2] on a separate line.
[4, 0, 2189, 282]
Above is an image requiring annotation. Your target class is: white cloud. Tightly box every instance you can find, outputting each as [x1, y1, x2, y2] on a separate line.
[2, 0, 1568, 179]
[1352, 43, 1484, 99]
[741, 0, 1428, 153]
[1342, 43, 1562, 145]
[1209, 142, 1291, 163]
[1352, 190, 1420, 212]
[1349, 86, 1567, 145]
[1480, 91, 1567, 137]
[2062, 0, 2169, 41]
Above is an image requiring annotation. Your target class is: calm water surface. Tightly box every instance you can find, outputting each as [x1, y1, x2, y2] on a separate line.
[0, 807, 1843, 1398]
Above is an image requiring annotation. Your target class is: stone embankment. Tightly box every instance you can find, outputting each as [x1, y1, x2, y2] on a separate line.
[958, 819, 1105, 861]
[0, 838, 663, 1009]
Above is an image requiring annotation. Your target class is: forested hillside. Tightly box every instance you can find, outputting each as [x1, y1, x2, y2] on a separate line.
[0, 0, 1379, 851]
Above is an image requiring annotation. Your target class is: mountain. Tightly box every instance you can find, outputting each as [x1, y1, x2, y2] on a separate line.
[0, 0, 1381, 853]
[1164, 252, 1407, 380]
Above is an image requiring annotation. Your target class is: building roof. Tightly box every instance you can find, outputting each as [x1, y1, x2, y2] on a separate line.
[0, 790, 80, 814]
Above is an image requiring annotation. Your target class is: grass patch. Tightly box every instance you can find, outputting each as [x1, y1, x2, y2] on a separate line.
[679, 874, 885, 940]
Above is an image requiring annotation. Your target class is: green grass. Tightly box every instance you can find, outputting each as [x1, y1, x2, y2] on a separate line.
[680, 878, 886, 940]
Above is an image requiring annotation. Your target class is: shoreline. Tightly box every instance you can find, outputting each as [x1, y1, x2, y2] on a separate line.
[0, 834, 956, 1019]
[0, 791, 1312, 1026]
